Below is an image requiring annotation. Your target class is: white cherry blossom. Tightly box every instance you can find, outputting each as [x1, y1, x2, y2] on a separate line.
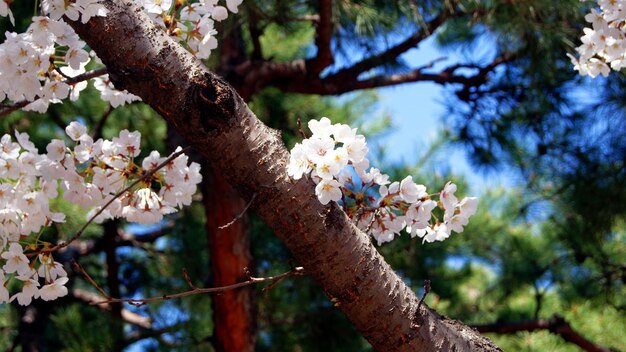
[39, 277, 69, 301]
[315, 179, 342, 205]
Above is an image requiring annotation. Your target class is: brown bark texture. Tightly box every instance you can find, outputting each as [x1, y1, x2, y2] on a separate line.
[202, 163, 256, 352]
[67, 2, 501, 350]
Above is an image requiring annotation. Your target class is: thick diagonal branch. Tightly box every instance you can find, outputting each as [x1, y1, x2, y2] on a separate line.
[67, 2, 500, 350]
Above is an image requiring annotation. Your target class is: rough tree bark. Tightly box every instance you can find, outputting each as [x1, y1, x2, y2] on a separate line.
[67, 1, 501, 350]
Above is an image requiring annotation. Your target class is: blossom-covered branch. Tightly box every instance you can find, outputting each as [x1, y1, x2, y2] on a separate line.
[0, 122, 201, 306]
[288, 118, 477, 245]
[0, 0, 243, 115]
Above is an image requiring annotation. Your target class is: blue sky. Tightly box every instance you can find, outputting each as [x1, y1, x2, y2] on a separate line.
[372, 38, 513, 193]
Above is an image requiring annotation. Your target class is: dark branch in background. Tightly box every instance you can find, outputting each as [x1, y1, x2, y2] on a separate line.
[233, 8, 457, 98]
[236, 10, 516, 97]
[306, 0, 334, 76]
[122, 322, 186, 347]
[67, 222, 173, 257]
[0, 67, 108, 118]
[472, 315, 616, 352]
[270, 52, 516, 95]
[47, 107, 68, 131]
[342, 53, 517, 93]
[327, 11, 451, 83]
[91, 105, 114, 140]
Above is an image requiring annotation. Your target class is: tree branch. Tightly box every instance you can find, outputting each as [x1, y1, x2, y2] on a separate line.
[472, 315, 614, 352]
[271, 53, 516, 95]
[75, 259, 305, 307]
[71, 289, 152, 329]
[326, 11, 451, 83]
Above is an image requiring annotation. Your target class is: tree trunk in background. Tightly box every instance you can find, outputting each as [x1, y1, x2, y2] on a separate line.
[103, 220, 125, 350]
[167, 119, 256, 351]
[201, 163, 256, 352]
[17, 303, 51, 352]
[201, 20, 256, 351]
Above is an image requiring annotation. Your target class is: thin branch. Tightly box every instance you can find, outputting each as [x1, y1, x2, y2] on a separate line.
[417, 279, 431, 310]
[296, 118, 307, 139]
[472, 315, 614, 352]
[53, 65, 72, 80]
[182, 268, 197, 290]
[36, 147, 190, 255]
[87, 266, 306, 307]
[218, 193, 257, 229]
[0, 67, 108, 118]
[72, 260, 111, 298]
[72, 289, 153, 329]
[91, 105, 114, 140]
[289, 52, 516, 95]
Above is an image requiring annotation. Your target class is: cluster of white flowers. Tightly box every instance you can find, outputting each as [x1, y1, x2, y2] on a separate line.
[138, 0, 243, 59]
[0, 0, 243, 113]
[0, 0, 138, 111]
[0, 15, 93, 112]
[288, 118, 477, 245]
[569, 0, 626, 78]
[0, 121, 202, 305]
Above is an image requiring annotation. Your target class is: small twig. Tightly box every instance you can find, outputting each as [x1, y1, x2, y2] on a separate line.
[182, 268, 197, 290]
[72, 260, 112, 299]
[54, 65, 72, 80]
[417, 56, 448, 72]
[218, 193, 257, 229]
[88, 266, 305, 307]
[364, 208, 381, 234]
[296, 118, 307, 139]
[417, 279, 431, 310]
[37, 146, 191, 255]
